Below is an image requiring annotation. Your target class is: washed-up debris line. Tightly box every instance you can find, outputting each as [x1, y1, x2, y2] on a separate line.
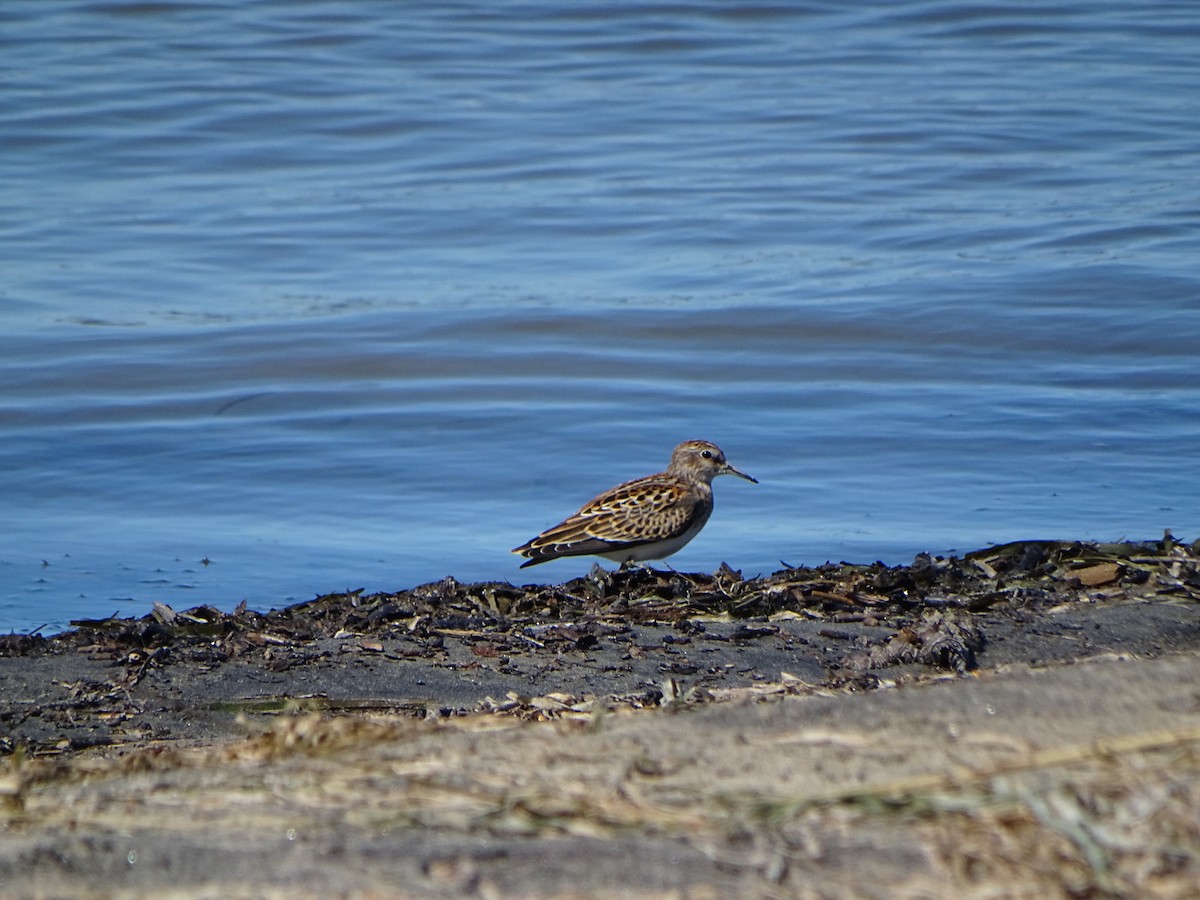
[2, 538, 1199, 898]
[3, 536, 1197, 679]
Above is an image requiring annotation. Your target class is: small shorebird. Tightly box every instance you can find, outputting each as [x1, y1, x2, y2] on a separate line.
[513, 440, 757, 569]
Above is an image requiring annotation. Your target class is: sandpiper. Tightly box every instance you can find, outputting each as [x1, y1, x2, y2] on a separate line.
[512, 440, 757, 568]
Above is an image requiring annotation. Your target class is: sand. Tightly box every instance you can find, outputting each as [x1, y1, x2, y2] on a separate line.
[2, 538, 1199, 897]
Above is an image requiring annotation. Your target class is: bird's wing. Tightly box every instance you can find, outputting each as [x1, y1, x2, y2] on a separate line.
[514, 475, 700, 563]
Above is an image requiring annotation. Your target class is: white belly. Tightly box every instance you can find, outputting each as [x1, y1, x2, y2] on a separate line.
[595, 519, 706, 564]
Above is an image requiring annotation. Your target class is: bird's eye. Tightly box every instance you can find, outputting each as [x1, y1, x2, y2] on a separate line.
[700, 449, 713, 459]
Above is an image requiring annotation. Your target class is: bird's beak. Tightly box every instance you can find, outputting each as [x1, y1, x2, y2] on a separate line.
[723, 463, 758, 484]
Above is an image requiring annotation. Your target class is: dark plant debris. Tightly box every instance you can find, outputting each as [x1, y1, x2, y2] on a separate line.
[4, 537, 1200, 900]
[2, 536, 1199, 757]
[26, 535, 1198, 658]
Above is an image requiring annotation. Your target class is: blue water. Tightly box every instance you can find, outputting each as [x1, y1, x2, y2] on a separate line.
[3, 1, 1199, 633]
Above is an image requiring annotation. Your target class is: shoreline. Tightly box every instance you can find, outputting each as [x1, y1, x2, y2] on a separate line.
[2, 537, 1199, 896]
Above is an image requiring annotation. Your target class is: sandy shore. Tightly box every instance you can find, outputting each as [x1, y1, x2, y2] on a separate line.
[2, 538, 1199, 897]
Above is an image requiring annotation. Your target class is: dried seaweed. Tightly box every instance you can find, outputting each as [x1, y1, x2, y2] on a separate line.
[4, 538, 1196, 687]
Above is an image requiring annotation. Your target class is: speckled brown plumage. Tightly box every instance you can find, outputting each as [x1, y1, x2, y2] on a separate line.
[513, 440, 757, 568]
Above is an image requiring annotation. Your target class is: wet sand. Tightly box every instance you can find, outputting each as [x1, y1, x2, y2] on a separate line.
[3, 538, 1199, 897]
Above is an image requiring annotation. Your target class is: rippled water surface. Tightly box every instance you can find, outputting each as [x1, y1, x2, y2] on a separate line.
[3, 1, 1199, 632]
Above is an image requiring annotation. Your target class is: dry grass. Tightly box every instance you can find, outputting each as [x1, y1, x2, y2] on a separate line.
[5, 686, 1199, 897]
[923, 735, 1200, 897]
